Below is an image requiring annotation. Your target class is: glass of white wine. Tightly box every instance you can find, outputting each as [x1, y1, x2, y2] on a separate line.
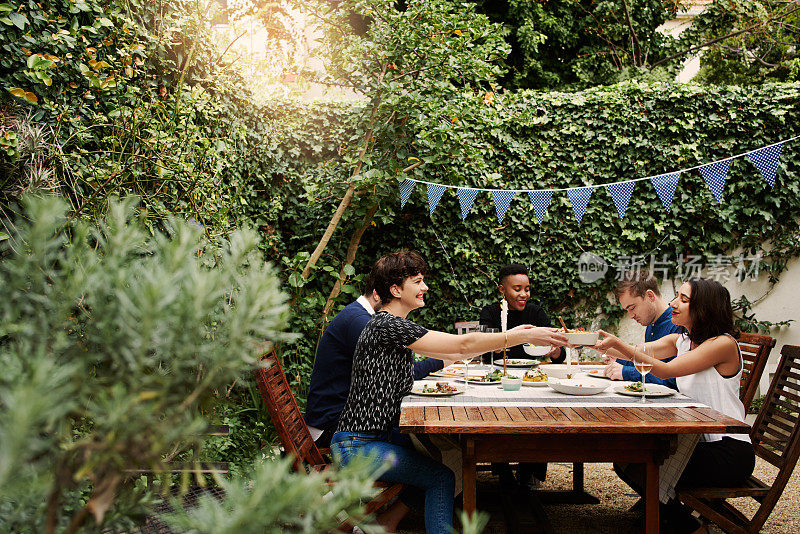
[633, 344, 654, 403]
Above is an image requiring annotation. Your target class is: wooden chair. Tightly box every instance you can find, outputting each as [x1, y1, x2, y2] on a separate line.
[678, 344, 800, 534]
[253, 351, 404, 521]
[737, 332, 776, 412]
[454, 320, 481, 335]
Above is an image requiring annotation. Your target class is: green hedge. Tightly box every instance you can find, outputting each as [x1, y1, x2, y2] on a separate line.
[243, 82, 800, 390]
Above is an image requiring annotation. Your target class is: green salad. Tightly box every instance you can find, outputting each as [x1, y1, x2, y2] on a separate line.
[625, 381, 644, 393]
[475, 369, 503, 382]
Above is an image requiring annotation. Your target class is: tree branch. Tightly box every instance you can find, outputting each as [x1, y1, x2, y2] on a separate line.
[621, 0, 642, 66]
[649, 3, 800, 69]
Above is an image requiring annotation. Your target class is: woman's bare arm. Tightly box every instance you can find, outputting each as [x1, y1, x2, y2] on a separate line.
[596, 331, 739, 379]
[409, 327, 568, 362]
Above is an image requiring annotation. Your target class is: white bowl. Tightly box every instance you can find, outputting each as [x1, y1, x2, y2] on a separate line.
[549, 378, 608, 395]
[523, 343, 551, 356]
[564, 331, 599, 346]
[538, 363, 585, 379]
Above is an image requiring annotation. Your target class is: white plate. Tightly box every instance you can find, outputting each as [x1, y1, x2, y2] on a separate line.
[429, 369, 484, 379]
[614, 384, 676, 398]
[548, 378, 609, 395]
[468, 379, 502, 385]
[523, 343, 551, 356]
[585, 368, 612, 379]
[492, 358, 539, 368]
[411, 383, 465, 396]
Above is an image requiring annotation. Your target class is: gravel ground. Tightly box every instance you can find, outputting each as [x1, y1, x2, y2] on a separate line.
[396, 458, 800, 533]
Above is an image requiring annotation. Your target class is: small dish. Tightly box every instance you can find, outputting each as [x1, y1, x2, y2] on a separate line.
[538, 363, 583, 379]
[523, 343, 552, 357]
[564, 331, 600, 346]
[501, 376, 522, 391]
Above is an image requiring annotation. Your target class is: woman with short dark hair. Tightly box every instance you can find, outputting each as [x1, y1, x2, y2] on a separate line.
[595, 278, 754, 534]
[332, 251, 568, 534]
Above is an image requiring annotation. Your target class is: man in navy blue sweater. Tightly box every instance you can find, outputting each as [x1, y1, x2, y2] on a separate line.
[603, 270, 680, 389]
[304, 277, 444, 448]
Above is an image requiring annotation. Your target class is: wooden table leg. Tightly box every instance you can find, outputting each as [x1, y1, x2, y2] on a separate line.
[645, 459, 659, 534]
[462, 437, 477, 516]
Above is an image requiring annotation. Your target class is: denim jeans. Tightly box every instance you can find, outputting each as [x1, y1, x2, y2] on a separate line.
[331, 430, 455, 534]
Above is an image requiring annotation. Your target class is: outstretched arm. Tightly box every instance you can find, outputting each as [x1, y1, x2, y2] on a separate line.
[595, 331, 739, 379]
[409, 327, 569, 362]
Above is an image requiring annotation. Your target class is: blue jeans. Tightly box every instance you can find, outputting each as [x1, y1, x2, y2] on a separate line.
[331, 430, 455, 534]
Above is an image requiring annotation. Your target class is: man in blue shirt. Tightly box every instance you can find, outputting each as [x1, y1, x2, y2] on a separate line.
[304, 276, 444, 448]
[603, 270, 680, 389]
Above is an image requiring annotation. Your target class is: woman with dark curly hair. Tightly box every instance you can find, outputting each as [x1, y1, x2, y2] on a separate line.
[595, 278, 754, 534]
[331, 251, 568, 534]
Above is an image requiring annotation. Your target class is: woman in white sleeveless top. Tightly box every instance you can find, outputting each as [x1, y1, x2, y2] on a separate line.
[595, 278, 754, 534]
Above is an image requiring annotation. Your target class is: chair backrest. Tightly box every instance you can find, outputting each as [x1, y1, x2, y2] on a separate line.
[454, 320, 480, 335]
[748, 344, 800, 522]
[737, 332, 776, 411]
[253, 351, 327, 472]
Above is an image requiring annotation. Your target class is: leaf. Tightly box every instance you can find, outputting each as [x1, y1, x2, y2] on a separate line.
[8, 12, 26, 29]
[9, 87, 25, 98]
[343, 264, 355, 276]
[288, 272, 305, 287]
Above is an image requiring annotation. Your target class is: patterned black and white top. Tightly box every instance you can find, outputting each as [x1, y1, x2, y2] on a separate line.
[337, 311, 428, 434]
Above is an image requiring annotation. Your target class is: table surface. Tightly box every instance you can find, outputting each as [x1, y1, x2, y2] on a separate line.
[399, 404, 750, 434]
[400, 369, 751, 434]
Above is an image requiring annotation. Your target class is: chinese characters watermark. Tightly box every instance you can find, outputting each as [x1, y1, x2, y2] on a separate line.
[576, 253, 763, 283]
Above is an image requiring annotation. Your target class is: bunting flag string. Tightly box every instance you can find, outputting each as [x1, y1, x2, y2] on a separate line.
[528, 190, 552, 225]
[699, 160, 731, 202]
[747, 143, 783, 188]
[426, 183, 446, 215]
[606, 181, 636, 220]
[650, 172, 681, 213]
[399, 179, 416, 208]
[456, 187, 479, 220]
[398, 136, 796, 224]
[492, 190, 516, 224]
[567, 187, 594, 224]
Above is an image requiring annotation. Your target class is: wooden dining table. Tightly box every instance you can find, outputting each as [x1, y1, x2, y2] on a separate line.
[398, 376, 750, 533]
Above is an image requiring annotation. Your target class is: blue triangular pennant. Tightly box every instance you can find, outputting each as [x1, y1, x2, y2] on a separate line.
[699, 160, 731, 202]
[606, 181, 636, 220]
[527, 190, 552, 226]
[399, 179, 416, 208]
[456, 188, 479, 221]
[566, 187, 594, 224]
[492, 190, 516, 224]
[650, 172, 681, 212]
[426, 183, 447, 215]
[747, 143, 783, 188]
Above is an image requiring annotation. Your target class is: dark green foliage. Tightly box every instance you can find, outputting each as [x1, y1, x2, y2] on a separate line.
[468, 0, 684, 90]
[240, 82, 800, 386]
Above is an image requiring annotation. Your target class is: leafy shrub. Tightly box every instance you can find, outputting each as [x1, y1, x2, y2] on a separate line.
[0, 193, 292, 531]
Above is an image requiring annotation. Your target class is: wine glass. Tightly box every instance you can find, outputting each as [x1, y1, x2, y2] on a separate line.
[633, 344, 654, 403]
[461, 325, 487, 390]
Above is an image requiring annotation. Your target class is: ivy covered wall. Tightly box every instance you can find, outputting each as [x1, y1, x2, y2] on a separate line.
[244, 82, 800, 389]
